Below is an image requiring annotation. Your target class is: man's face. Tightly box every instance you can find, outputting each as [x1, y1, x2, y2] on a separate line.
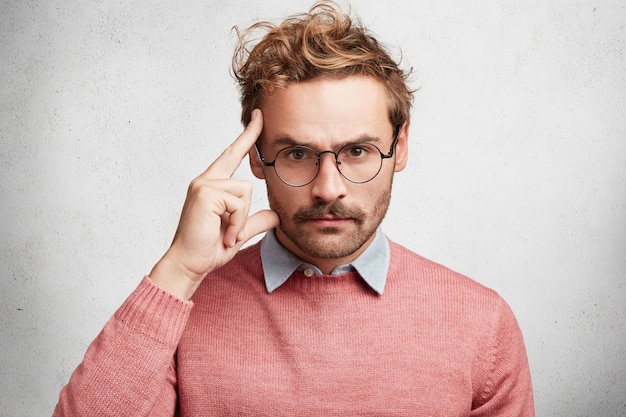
[251, 76, 408, 273]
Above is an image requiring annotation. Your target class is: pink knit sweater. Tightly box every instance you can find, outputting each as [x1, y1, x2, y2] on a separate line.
[53, 239, 534, 416]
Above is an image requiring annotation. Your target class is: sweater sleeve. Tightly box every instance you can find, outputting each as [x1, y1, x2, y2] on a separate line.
[52, 277, 193, 417]
[470, 296, 535, 417]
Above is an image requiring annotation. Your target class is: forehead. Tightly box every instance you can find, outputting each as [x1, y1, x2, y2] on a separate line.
[260, 76, 393, 146]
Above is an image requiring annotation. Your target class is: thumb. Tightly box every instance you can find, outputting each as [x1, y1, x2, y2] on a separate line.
[237, 210, 280, 244]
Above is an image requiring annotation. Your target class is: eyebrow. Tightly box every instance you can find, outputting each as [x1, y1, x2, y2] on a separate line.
[270, 134, 384, 150]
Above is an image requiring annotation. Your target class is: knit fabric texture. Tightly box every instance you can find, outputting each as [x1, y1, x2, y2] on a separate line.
[53, 238, 534, 416]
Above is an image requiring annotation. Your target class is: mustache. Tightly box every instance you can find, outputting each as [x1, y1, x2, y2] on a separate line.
[292, 201, 365, 225]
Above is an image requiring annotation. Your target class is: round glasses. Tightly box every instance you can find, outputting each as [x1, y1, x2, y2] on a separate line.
[255, 129, 400, 187]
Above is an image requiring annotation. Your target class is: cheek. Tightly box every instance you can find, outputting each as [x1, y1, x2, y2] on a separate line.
[359, 171, 394, 197]
[266, 181, 304, 214]
[356, 177, 394, 210]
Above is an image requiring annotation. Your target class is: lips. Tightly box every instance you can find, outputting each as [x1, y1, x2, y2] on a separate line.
[310, 214, 351, 223]
[314, 214, 347, 221]
[307, 216, 353, 230]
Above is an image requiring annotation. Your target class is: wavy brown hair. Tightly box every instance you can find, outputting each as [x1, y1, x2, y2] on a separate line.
[232, 1, 413, 128]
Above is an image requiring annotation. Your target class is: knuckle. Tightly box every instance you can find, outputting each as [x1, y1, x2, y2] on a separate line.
[187, 177, 203, 193]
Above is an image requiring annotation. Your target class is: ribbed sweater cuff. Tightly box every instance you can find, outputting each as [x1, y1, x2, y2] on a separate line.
[113, 276, 194, 349]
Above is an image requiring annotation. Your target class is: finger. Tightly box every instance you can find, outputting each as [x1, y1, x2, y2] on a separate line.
[197, 179, 252, 246]
[192, 178, 252, 201]
[219, 192, 251, 248]
[201, 108, 264, 179]
[237, 210, 280, 245]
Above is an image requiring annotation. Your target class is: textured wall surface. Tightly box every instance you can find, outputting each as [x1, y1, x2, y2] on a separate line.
[1, 1, 625, 416]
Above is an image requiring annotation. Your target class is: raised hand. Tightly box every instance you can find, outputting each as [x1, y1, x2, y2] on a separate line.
[149, 109, 279, 300]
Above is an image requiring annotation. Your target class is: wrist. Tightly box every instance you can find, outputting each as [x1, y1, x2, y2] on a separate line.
[149, 255, 204, 301]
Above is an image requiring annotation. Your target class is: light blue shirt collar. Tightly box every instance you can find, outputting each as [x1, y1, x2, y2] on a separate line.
[260, 228, 390, 295]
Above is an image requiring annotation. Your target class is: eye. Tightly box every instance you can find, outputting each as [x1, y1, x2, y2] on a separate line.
[281, 147, 313, 162]
[341, 144, 373, 159]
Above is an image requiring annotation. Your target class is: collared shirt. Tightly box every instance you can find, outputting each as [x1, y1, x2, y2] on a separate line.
[260, 228, 390, 295]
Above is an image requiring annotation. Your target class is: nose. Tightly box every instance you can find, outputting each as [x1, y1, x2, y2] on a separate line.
[310, 152, 347, 202]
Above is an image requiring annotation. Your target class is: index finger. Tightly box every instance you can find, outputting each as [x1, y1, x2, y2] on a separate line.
[201, 108, 263, 179]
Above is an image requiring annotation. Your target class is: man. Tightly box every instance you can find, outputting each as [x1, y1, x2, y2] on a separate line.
[53, 2, 534, 416]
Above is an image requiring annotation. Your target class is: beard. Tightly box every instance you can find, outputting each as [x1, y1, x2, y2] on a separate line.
[267, 183, 393, 260]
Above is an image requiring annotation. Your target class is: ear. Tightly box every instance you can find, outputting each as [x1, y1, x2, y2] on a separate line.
[249, 148, 266, 179]
[393, 121, 409, 172]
